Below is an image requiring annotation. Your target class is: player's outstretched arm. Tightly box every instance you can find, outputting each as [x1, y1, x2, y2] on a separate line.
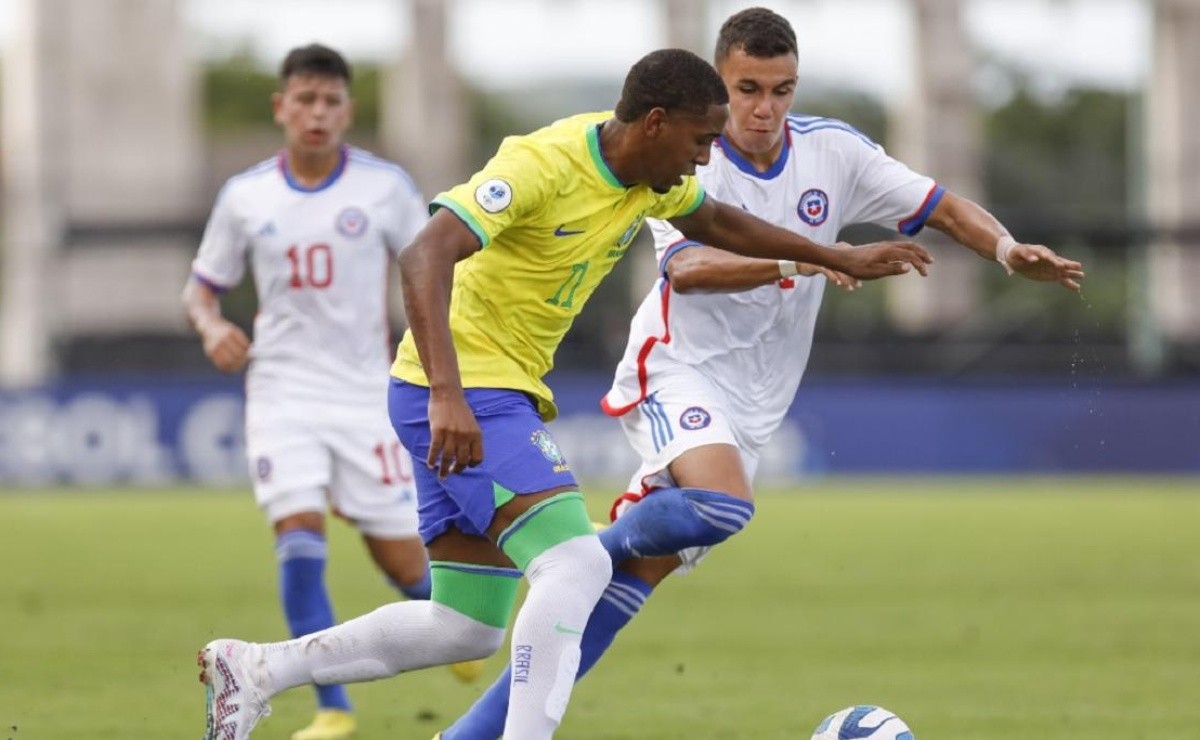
[669, 197, 932, 280]
[182, 279, 250, 373]
[398, 208, 486, 478]
[925, 191, 1086, 292]
[665, 245, 858, 294]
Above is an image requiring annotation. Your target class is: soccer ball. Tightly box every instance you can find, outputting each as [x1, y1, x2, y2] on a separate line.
[810, 705, 914, 739]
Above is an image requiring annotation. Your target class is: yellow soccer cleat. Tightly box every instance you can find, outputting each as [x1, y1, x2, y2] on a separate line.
[591, 520, 609, 533]
[448, 658, 486, 683]
[290, 709, 357, 740]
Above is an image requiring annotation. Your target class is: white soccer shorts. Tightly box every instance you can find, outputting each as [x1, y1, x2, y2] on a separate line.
[614, 370, 762, 574]
[244, 402, 419, 539]
[616, 368, 763, 478]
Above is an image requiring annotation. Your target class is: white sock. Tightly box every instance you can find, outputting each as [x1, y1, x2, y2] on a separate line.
[504, 534, 612, 740]
[256, 600, 504, 694]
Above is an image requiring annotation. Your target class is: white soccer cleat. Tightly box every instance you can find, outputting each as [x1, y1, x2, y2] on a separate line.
[198, 639, 273, 740]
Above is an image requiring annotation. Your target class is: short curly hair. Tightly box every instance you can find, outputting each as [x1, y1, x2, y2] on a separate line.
[614, 49, 729, 123]
[714, 7, 798, 66]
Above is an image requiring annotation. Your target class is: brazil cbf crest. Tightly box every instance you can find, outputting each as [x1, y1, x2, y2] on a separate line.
[679, 406, 712, 431]
[336, 207, 369, 238]
[531, 429, 570, 473]
[607, 212, 647, 259]
[617, 213, 646, 248]
[798, 188, 830, 226]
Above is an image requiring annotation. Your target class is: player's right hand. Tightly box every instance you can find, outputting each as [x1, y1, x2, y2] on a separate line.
[200, 320, 250, 373]
[427, 392, 484, 479]
[838, 241, 933, 280]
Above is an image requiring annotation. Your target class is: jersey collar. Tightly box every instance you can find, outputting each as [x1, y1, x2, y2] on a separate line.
[586, 124, 628, 189]
[278, 145, 348, 193]
[715, 128, 791, 181]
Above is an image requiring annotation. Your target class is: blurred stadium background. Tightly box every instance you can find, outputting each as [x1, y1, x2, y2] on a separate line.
[1, 0, 1197, 485]
[1, 1, 1198, 738]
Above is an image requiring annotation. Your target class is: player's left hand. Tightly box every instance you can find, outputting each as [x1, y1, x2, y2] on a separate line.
[838, 240, 933, 280]
[800, 264, 860, 292]
[1006, 244, 1086, 292]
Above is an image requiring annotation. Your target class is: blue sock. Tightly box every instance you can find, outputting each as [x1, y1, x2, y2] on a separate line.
[276, 529, 352, 712]
[442, 571, 653, 740]
[391, 566, 432, 600]
[598, 487, 755, 563]
[576, 570, 652, 676]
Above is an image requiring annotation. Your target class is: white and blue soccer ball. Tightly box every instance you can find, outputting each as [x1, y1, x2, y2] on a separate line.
[810, 705, 914, 740]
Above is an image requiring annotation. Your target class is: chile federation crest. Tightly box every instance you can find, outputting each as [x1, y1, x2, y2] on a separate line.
[797, 188, 830, 226]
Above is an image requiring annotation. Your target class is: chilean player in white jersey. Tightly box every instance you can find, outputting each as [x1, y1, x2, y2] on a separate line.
[438, 9, 1085, 738]
[183, 45, 478, 740]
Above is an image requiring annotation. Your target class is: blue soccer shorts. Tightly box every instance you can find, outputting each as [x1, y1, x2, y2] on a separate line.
[388, 380, 579, 544]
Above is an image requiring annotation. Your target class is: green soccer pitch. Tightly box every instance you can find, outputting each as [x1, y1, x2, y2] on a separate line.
[1, 478, 1197, 739]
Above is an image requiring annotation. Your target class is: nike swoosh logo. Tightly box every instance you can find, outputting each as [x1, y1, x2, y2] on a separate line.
[554, 225, 586, 237]
[553, 621, 584, 635]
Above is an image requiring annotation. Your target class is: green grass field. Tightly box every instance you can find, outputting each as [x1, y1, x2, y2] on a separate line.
[1, 478, 1198, 739]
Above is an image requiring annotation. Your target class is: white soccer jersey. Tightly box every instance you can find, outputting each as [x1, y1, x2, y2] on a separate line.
[192, 146, 427, 409]
[603, 115, 943, 452]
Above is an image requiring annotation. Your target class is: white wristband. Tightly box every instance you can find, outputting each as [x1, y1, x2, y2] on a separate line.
[778, 260, 799, 278]
[994, 235, 1017, 276]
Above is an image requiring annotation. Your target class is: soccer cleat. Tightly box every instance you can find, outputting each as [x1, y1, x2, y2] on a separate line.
[290, 709, 357, 740]
[448, 658, 486, 683]
[430, 734, 443, 740]
[198, 639, 272, 740]
[591, 519, 610, 533]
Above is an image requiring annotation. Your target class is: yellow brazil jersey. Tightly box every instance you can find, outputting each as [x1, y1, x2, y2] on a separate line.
[392, 111, 706, 421]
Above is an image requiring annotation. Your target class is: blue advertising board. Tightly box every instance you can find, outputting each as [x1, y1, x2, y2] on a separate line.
[1, 374, 1197, 486]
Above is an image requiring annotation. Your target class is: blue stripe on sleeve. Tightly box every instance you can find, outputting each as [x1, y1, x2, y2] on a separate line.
[191, 270, 230, 294]
[898, 185, 946, 236]
[658, 239, 703, 277]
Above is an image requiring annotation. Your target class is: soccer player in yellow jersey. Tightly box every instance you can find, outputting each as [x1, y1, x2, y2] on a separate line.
[441, 9, 1086, 739]
[197, 48, 931, 740]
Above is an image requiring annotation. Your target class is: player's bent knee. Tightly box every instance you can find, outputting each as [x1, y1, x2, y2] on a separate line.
[501, 490, 612, 602]
[386, 559, 430, 589]
[574, 535, 614, 598]
[680, 488, 756, 545]
[526, 533, 612, 602]
[600, 487, 755, 562]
